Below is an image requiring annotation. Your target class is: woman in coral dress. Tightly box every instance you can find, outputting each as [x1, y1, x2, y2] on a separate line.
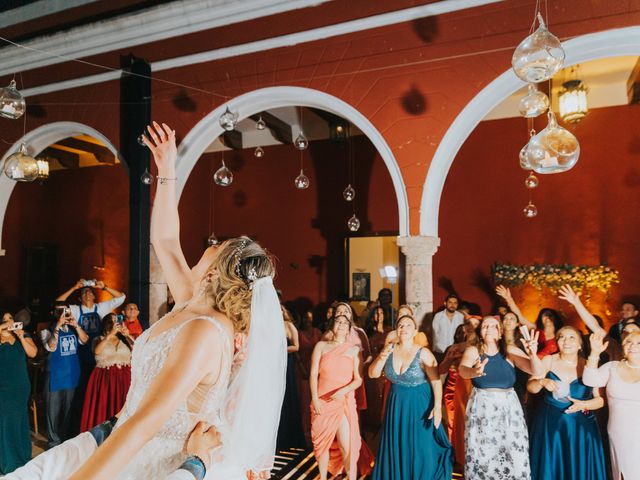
[310, 314, 363, 480]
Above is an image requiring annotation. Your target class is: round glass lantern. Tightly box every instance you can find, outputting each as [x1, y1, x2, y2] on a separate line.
[3, 144, 49, 181]
[512, 14, 565, 83]
[525, 111, 580, 174]
[0, 80, 26, 119]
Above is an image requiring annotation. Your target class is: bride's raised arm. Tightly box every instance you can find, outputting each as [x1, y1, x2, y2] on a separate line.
[69, 319, 224, 480]
[146, 121, 193, 305]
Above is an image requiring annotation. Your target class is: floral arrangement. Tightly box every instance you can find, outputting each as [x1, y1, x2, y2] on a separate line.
[491, 262, 619, 294]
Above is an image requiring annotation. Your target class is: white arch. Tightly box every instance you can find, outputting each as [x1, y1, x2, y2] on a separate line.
[421, 26, 640, 236]
[0, 121, 120, 255]
[177, 86, 409, 236]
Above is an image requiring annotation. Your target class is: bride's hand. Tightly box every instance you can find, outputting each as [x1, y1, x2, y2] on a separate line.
[142, 121, 177, 174]
[186, 422, 222, 469]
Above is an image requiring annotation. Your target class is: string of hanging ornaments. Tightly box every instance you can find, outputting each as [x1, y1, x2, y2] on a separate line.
[294, 108, 310, 189]
[512, 9, 580, 218]
[344, 125, 360, 232]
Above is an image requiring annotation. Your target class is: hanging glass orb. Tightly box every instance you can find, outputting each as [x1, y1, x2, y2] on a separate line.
[526, 111, 580, 174]
[214, 160, 233, 186]
[140, 168, 153, 185]
[519, 141, 532, 170]
[207, 233, 221, 246]
[256, 116, 266, 130]
[3, 143, 48, 182]
[523, 202, 538, 218]
[525, 173, 539, 189]
[347, 214, 361, 232]
[137, 134, 148, 147]
[512, 13, 565, 83]
[294, 132, 308, 150]
[343, 184, 356, 201]
[219, 106, 239, 131]
[294, 169, 310, 189]
[254, 146, 265, 158]
[518, 84, 549, 118]
[0, 80, 26, 119]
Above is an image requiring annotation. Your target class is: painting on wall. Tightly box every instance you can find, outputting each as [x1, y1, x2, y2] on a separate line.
[352, 272, 371, 301]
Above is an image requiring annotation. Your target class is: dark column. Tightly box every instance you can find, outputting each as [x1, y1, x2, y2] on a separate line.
[120, 55, 151, 328]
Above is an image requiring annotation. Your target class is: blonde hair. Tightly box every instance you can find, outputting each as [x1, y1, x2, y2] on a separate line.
[207, 236, 275, 333]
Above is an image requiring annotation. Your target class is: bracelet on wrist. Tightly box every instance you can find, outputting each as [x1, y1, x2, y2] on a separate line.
[157, 176, 177, 185]
[180, 455, 207, 480]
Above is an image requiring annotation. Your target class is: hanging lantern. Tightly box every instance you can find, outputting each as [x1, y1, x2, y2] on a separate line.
[219, 106, 239, 131]
[525, 111, 580, 174]
[254, 146, 265, 158]
[347, 214, 361, 232]
[518, 84, 549, 118]
[512, 13, 565, 83]
[559, 79, 589, 124]
[0, 80, 26, 120]
[256, 116, 266, 130]
[519, 141, 533, 170]
[294, 132, 308, 150]
[213, 160, 233, 186]
[3, 144, 48, 181]
[294, 169, 310, 189]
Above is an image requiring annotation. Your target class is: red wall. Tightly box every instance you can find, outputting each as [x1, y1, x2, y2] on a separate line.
[0, 136, 398, 309]
[434, 104, 640, 325]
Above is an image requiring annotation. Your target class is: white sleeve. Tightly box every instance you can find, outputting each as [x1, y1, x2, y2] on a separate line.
[3, 432, 97, 480]
[98, 296, 126, 318]
[69, 305, 81, 320]
[583, 361, 613, 388]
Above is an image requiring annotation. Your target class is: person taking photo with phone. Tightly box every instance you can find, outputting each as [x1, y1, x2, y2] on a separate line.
[0, 311, 37, 474]
[122, 303, 144, 339]
[39, 305, 88, 448]
[80, 313, 134, 431]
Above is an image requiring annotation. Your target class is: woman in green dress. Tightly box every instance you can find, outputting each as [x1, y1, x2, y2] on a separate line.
[0, 311, 38, 474]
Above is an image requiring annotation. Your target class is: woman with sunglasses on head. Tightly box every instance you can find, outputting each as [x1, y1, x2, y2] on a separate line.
[369, 314, 452, 480]
[459, 316, 542, 480]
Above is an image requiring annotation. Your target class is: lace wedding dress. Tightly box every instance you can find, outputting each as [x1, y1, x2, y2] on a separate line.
[114, 314, 233, 479]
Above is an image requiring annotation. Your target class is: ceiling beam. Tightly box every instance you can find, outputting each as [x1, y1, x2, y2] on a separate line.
[44, 147, 79, 169]
[627, 57, 640, 104]
[249, 112, 292, 144]
[221, 130, 243, 150]
[56, 137, 115, 164]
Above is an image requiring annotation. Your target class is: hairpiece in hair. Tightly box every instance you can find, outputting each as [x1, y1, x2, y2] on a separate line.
[247, 267, 258, 284]
[233, 240, 248, 276]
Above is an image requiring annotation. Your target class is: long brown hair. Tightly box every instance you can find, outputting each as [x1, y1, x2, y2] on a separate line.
[472, 316, 507, 356]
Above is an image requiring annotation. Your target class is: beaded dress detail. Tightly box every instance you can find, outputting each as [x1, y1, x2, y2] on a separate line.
[384, 349, 427, 387]
[114, 314, 232, 479]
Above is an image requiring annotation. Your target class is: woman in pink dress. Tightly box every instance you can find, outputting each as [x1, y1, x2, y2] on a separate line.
[584, 331, 640, 480]
[310, 314, 363, 480]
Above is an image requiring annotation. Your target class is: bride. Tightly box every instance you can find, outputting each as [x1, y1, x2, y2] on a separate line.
[7, 122, 287, 480]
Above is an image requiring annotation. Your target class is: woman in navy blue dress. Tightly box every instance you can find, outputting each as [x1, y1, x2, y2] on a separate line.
[368, 315, 452, 480]
[528, 326, 606, 480]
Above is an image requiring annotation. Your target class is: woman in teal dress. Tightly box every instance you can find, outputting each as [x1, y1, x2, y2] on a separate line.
[368, 315, 452, 480]
[0, 311, 38, 474]
[528, 326, 606, 480]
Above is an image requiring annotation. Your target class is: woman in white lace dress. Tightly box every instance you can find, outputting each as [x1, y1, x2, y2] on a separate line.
[7, 122, 286, 480]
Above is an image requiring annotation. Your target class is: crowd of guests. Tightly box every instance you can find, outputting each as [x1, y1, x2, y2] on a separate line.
[0, 278, 143, 475]
[279, 286, 640, 480]
[3, 279, 640, 479]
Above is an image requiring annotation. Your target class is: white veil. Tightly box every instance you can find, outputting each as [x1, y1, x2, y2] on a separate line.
[211, 276, 287, 478]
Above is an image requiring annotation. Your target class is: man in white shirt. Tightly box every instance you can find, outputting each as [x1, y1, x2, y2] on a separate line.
[431, 294, 465, 360]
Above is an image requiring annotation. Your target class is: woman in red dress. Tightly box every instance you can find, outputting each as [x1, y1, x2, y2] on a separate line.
[80, 313, 133, 431]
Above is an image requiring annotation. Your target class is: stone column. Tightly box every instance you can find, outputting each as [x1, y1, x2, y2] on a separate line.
[148, 246, 167, 326]
[396, 235, 440, 326]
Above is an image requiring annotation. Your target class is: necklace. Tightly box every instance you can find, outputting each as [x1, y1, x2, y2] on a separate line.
[624, 359, 640, 370]
[560, 355, 578, 367]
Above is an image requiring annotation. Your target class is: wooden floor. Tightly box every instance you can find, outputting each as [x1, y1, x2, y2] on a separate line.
[269, 448, 464, 480]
